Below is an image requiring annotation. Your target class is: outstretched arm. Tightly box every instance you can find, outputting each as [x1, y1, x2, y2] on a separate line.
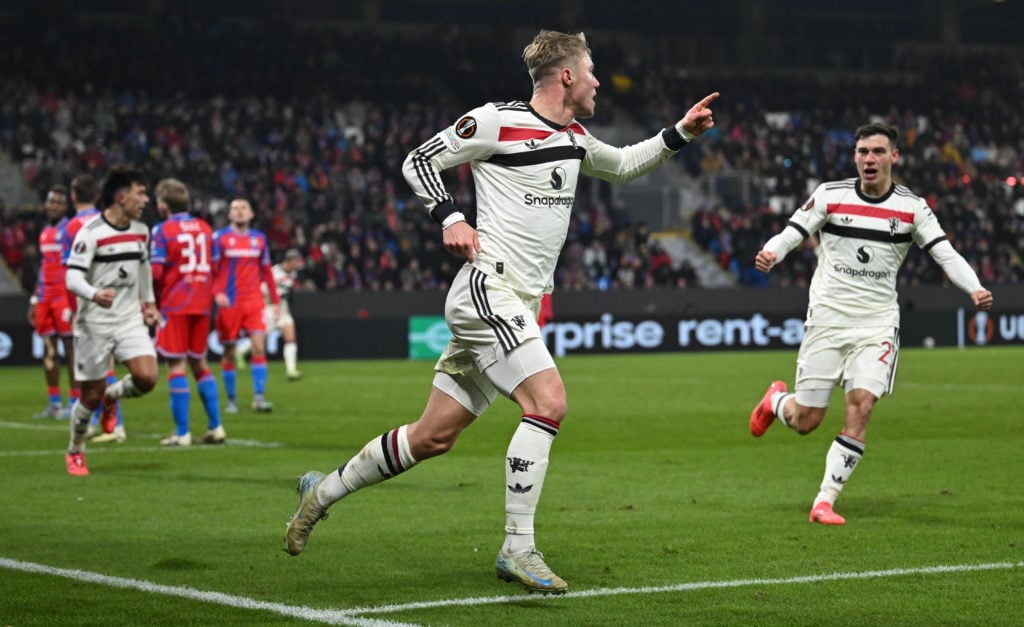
[584, 91, 721, 184]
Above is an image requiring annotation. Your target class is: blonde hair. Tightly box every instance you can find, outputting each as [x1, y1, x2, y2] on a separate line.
[155, 178, 190, 214]
[522, 30, 590, 84]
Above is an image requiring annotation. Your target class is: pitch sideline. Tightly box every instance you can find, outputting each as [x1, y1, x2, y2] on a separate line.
[343, 560, 1024, 616]
[2, 556, 1020, 624]
[0, 557, 414, 627]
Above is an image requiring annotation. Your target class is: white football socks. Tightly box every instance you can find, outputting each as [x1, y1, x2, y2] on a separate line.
[317, 425, 418, 506]
[283, 342, 298, 374]
[67, 400, 94, 453]
[771, 391, 795, 426]
[106, 375, 142, 399]
[503, 415, 560, 555]
[814, 434, 865, 505]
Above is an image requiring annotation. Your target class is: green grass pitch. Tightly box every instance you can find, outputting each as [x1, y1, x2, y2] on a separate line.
[1, 347, 1021, 625]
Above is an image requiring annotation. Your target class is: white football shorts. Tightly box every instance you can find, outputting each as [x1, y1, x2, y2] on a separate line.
[74, 320, 156, 381]
[794, 324, 900, 407]
[432, 264, 555, 415]
[263, 300, 294, 333]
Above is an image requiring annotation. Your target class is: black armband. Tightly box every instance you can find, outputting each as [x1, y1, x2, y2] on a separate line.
[661, 127, 689, 152]
[429, 199, 459, 226]
[921, 236, 945, 253]
[786, 220, 811, 239]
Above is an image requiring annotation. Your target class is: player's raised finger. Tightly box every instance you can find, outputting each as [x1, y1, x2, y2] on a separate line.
[697, 92, 720, 108]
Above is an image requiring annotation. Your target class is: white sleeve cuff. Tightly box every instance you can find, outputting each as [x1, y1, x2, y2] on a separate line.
[441, 212, 467, 229]
[763, 225, 806, 259]
[675, 121, 697, 142]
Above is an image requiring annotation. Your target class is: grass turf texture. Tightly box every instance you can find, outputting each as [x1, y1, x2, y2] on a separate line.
[1, 347, 1021, 625]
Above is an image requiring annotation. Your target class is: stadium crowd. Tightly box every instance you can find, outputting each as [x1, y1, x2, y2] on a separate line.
[2, 14, 1021, 295]
[643, 46, 1024, 287]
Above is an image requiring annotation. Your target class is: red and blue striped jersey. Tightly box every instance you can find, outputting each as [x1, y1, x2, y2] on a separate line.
[151, 213, 215, 316]
[211, 226, 279, 308]
[60, 207, 100, 312]
[36, 217, 68, 301]
[60, 208, 100, 266]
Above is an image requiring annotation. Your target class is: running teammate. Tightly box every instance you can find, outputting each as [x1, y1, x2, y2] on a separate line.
[749, 122, 993, 525]
[63, 168, 160, 475]
[61, 175, 124, 441]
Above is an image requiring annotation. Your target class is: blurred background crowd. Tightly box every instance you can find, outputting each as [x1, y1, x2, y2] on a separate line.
[2, 0, 1021, 297]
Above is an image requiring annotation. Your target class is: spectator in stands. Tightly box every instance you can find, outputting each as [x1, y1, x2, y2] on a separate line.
[0, 18, 1020, 291]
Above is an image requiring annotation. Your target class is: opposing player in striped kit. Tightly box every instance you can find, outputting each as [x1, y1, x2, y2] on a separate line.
[211, 198, 280, 413]
[284, 29, 719, 594]
[749, 122, 993, 525]
[63, 168, 161, 475]
[150, 178, 225, 447]
[29, 185, 73, 419]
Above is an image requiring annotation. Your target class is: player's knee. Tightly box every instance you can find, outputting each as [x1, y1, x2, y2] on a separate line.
[847, 397, 875, 418]
[520, 392, 567, 425]
[541, 397, 568, 423]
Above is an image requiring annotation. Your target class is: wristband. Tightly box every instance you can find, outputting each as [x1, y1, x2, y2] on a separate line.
[430, 198, 459, 226]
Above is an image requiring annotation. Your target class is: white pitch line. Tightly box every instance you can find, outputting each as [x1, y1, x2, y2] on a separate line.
[3, 556, 1020, 623]
[0, 557, 419, 627]
[340, 560, 1024, 616]
[0, 446, 268, 461]
[0, 441, 283, 458]
[0, 446, 175, 458]
[0, 420, 70, 431]
[0, 421, 283, 457]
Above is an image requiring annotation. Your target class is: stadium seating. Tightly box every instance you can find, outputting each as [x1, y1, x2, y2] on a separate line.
[1, 14, 1020, 293]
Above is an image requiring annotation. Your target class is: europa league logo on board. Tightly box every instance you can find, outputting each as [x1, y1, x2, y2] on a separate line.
[967, 311, 994, 345]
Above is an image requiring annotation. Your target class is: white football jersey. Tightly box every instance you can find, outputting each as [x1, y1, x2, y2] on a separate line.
[66, 213, 153, 330]
[769, 178, 947, 327]
[262, 263, 296, 303]
[403, 101, 685, 298]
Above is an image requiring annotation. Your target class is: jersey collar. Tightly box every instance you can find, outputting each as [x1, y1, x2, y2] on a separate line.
[100, 211, 133, 232]
[855, 178, 895, 204]
[527, 103, 577, 132]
